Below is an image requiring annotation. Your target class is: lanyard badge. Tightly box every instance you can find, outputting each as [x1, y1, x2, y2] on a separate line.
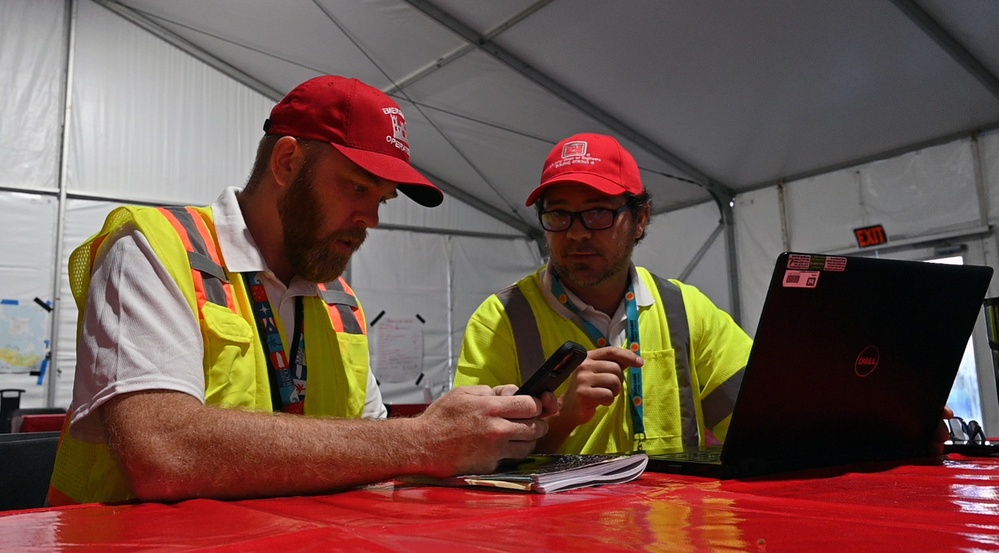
[551, 273, 645, 449]
[243, 272, 307, 414]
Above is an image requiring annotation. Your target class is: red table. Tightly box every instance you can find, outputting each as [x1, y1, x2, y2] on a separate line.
[4, 455, 999, 552]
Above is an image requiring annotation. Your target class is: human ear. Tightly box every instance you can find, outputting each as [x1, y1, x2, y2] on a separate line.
[269, 136, 306, 189]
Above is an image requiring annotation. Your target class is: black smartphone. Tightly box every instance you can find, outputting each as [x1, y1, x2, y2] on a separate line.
[514, 340, 588, 397]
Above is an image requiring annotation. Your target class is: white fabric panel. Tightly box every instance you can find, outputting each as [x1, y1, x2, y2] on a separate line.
[449, 234, 543, 369]
[787, 139, 980, 252]
[352, 229, 541, 404]
[0, 192, 57, 409]
[67, 0, 272, 205]
[0, 0, 65, 191]
[635, 202, 734, 312]
[0, 192, 57, 301]
[733, 187, 785, 338]
[350, 230, 451, 405]
[857, 139, 979, 236]
[784, 170, 870, 252]
[0, 191, 58, 409]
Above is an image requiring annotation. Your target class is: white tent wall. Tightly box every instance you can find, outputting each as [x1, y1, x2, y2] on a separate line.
[0, 193, 60, 408]
[635, 200, 734, 314]
[68, 0, 271, 206]
[4, 0, 999, 433]
[0, 0, 64, 193]
[357, 230, 542, 404]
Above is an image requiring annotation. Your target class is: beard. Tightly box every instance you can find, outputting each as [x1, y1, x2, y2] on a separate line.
[550, 233, 635, 291]
[278, 160, 368, 283]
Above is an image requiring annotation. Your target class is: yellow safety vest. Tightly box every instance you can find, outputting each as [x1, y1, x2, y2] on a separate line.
[456, 267, 752, 454]
[49, 205, 371, 505]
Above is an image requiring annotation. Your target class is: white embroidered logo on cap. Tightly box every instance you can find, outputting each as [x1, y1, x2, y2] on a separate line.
[562, 141, 587, 158]
[383, 107, 410, 155]
[553, 140, 601, 169]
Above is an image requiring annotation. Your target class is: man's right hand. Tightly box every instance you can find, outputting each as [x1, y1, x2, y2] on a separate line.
[532, 346, 643, 453]
[560, 347, 643, 428]
[415, 385, 550, 476]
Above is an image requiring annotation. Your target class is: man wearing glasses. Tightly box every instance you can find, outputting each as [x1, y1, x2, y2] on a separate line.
[454, 133, 753, 455]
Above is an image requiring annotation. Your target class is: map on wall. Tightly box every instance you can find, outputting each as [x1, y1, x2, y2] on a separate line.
[0, 300, 49, 374]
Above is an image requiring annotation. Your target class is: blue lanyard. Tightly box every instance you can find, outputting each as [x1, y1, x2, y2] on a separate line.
[551, 272, 646, 448]
[243, 272, 307, 414]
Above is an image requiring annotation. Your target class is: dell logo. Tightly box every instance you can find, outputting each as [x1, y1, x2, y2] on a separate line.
[855, 346, 880, 377]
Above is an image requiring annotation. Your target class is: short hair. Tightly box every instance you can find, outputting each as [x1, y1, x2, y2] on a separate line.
[243, 134, 282, 191]
[243, 135, 329, 191]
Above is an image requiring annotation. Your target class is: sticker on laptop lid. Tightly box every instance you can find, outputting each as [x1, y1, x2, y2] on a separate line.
[823, 256, 847, 271]
[783, 270, 820, 288]
[787, 254, 847, 272]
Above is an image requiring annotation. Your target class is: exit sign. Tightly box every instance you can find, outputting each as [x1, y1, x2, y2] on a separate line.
[853, 224, 888, 248]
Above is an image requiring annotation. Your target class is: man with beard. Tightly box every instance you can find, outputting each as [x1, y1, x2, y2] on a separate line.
[49, 76, 555, 506]
[454, 133, 753, 455]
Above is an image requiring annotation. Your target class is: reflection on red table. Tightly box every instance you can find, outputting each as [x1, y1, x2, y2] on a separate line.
[4, 454, 999, 552]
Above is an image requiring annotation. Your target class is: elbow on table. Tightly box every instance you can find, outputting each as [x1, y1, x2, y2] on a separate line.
[123, 455, 205, 503]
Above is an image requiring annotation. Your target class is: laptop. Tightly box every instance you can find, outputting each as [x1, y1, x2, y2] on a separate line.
[645, 251, 993, 478]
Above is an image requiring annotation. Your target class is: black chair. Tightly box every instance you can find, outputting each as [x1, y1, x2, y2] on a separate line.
[0, 389, 26, 433]
[0, 431, 60, 511]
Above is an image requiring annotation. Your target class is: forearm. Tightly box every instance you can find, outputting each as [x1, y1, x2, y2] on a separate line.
[104, 392, 438, 502]
[104, 387, 547, 503]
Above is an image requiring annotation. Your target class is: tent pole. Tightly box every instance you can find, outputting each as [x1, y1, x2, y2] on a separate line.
[46, 0, 79, 407]
[719, 197, 742, 326]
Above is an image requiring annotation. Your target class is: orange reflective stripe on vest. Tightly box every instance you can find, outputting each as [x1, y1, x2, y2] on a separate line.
[319, 278, 365, 335]
[158, 207, 236, 313]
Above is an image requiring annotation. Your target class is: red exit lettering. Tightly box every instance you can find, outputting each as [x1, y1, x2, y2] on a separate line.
[853, 225, 887, 248]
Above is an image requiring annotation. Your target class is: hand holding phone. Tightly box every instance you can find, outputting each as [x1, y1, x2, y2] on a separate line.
[514, 341, 587, 397]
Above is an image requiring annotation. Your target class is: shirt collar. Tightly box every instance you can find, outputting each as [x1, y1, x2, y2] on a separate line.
[540, 262, 654, 319]
[212, 187, 321, 297]
[212, 187, 267, 274]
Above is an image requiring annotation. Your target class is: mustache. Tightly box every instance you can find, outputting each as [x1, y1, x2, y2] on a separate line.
[329, 227, 368, 249]
[564, 248, 600, 255]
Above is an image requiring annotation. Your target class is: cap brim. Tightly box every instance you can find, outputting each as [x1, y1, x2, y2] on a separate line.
[332, 144, 444, 208]
[525, 173, 629, 206]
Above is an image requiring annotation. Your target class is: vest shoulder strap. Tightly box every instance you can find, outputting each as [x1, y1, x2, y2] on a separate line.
[648, 273, 700, 446]
[157, 206, 236, 314]
[319, 277, 366, 335]
[496, 284, 545, 384]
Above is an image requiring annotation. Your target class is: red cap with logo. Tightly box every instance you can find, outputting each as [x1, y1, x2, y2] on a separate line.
[526, 133, 643, 206]
[264, 75, 443, 207]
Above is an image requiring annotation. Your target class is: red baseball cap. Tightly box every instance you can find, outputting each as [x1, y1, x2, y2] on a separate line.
[264, 76, 443, 207]
[526, 133, 643, 206]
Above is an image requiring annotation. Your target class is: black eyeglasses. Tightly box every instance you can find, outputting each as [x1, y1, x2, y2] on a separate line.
[539, 205, 629, 232]
[948, 416, 987, 444]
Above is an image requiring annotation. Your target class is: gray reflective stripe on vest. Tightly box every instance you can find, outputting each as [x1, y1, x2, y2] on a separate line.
[319, 288, 358, 309]
[163, 207, 229, 307]
[651, 274, 744, 437]
[322, 280, 363, 335]
[496, 285, 545, 384]
[701, 364, 744, 429]
[505, 274, 738, 447]
[650, 274, 699, 448]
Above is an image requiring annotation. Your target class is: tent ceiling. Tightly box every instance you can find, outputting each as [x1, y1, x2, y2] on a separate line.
[100, 0, 999, 232]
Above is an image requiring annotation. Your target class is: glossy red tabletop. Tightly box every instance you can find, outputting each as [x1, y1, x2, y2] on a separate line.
[5, 455, 999, 552]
